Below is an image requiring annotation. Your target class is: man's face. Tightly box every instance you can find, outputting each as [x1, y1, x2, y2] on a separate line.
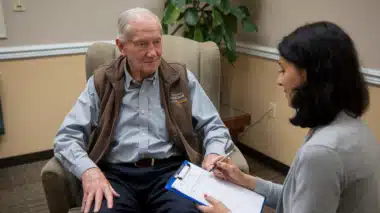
[116, 18, 162, 76]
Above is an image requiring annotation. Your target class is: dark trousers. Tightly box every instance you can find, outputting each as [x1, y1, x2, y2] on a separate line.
[89, 159, 200, 213]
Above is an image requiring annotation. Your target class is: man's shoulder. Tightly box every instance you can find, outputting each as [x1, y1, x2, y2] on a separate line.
[166, 61, 188, 78]
[167, 62, 186, 71]
[93, 60, 114, 78]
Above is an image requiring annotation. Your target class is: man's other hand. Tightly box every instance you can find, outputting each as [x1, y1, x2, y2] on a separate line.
[81, 167, 120, 213]
[202, 154, 221, 171]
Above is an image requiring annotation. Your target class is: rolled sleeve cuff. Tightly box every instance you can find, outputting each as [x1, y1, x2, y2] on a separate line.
[205, 140, 226, 156]
[71, 157, 98, 180]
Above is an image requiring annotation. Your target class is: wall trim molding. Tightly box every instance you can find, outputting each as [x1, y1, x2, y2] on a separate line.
[1, 40, 379, 86]
[236, 41, 380, 86]
[0, 40, 114, 60]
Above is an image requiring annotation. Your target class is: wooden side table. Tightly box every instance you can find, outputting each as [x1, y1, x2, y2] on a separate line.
[220, 104, 251, 142]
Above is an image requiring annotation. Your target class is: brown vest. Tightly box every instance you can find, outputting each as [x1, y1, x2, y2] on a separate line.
[87, 56, 202, 165]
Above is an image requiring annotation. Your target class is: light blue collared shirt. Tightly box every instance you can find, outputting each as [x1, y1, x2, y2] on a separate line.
[54, 67, 231, 179]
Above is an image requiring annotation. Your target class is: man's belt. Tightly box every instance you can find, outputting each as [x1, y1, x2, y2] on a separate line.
[133, 156, 184, 168]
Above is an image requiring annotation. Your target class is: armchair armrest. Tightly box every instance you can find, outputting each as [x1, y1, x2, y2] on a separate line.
[41, 157, 81, 213]
[230, 146, 250, 174]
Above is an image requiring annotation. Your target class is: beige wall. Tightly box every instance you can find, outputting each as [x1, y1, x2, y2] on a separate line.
[0, 55, 86, 158]
[0, 0, 165, 47]
[221, 53, 380, 166]
[235, 0, 380, 69]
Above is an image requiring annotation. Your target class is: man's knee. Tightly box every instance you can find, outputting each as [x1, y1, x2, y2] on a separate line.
[158, 195, 200, 213]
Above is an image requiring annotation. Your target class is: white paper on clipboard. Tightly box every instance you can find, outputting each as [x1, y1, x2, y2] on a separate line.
[169, 161, 265, 213]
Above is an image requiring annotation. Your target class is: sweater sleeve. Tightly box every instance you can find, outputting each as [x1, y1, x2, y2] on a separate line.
[290, 145, 342, 213]
[255, 177, 284, 209]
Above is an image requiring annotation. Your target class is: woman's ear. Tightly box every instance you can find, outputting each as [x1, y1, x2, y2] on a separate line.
[300, 69, 307, 83]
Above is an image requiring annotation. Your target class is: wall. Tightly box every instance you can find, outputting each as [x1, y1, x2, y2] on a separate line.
[235, 0, 380, 69]
[0, 0, 165, 47]
[0, 55, 85, 158]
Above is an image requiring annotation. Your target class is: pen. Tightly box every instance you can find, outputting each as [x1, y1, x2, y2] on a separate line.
[209, 148, 236, 172]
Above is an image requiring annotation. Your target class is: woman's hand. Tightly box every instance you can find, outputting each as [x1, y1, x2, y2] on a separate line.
[213, 157, 256, 190]
[197, 195, 230, 213]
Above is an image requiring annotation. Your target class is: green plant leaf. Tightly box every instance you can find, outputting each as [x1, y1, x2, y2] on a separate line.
[175, 0, 187, 8]
[209, 25, 223, 43]
[186, 0, 192, 4]
[218, 0, 230, 14]
[223, 14, 237, 34]
[184, 26, 195, 39]
[200, 0, 221, 6]
[163, 3, 181, 24]
[185, 8, 199, 26]
[238, 5, 251, 17]
[230, 6, 246, 20]
[224, 48, 237, 63]
[223, 32, 236, 51]
[167, 0, 187, 8]
[212, 8, 223, 28]
[193, 26, 204, 42]
[167, 0, 175, 5]
[242, 18, 257, 32]
[162, 22, 169, 34]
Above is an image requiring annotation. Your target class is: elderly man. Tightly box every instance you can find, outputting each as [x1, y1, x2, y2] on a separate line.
[54, 7, 232, 213]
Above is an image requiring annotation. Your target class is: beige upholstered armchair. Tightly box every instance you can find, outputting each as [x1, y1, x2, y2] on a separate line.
[41, 35, 249, 213]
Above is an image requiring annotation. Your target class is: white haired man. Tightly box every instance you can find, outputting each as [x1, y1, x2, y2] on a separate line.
[54, 8, 232, 213]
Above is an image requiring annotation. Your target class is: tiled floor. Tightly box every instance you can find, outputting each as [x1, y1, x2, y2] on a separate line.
[0, 155, 285, 213]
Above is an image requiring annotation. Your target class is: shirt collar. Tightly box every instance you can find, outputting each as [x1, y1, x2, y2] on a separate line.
[124, 63, 158, 88]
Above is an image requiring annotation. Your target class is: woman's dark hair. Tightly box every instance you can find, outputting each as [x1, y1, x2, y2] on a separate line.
[278, 21, 369, 128]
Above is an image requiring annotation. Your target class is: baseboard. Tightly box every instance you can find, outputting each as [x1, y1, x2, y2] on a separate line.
[0, 149, 54, 168]
[235, 142, 290, 175]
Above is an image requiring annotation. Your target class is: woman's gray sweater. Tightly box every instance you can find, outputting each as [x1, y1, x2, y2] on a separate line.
[255, 112, 380, 213]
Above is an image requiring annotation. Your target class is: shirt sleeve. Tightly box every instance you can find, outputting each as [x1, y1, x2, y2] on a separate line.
[255, 177, 284, 209]
[290, 145, 342, 213]
[53, 76, 100, 180]
[187, 70, 231, 156]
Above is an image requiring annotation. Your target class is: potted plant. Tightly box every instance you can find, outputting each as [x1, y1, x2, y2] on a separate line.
[162, 0, 257, 63]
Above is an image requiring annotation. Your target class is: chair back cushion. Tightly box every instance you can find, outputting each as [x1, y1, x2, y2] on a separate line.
[85, 35, 220, 109]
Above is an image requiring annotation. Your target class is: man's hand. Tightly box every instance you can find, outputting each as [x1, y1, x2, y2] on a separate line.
[197, 195, 230, 213]
[81, 167, 120, 213]
[201, 154, 221, 171]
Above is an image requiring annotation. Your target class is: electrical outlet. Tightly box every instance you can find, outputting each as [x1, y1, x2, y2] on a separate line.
[269, 102, 276, 118]
[13, 0, 26, 12]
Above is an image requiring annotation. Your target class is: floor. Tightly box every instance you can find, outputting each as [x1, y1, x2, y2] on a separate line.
[0, 155, 285, 213]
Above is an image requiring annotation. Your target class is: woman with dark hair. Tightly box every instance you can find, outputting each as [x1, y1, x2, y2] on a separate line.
[197, 21, 380, 213]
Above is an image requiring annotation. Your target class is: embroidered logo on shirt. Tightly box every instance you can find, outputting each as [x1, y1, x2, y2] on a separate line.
[170, 92, 187, 104]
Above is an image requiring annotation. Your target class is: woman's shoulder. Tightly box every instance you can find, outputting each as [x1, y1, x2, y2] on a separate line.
[307, 111, 376, 151]
[301, 112, 379, 179]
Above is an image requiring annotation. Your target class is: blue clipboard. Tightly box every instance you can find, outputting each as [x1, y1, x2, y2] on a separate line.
[165, 160, 267, 213]
[165, 160, 207, 206]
